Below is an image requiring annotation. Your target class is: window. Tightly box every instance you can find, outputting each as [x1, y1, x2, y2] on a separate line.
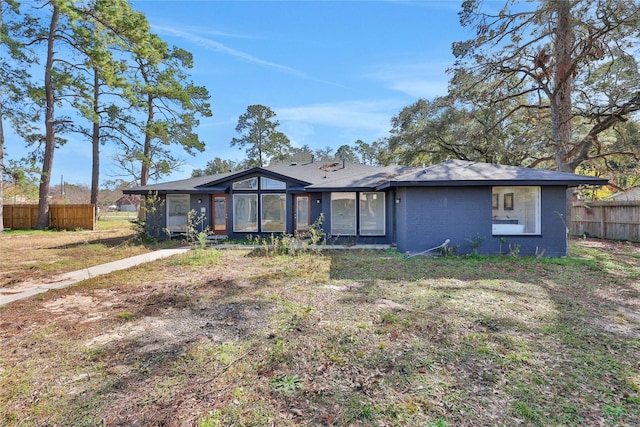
[232, 176, 286, 233]
[491, 187, 540, 235]
[233, 194, 258, 232]
[360, 192, 385, 235]
[261, 194, 286, 232]
[232, 177, 258, 190]
[331, 192, 356, 235]
[166, 194, 190, 232]
[295, 196, 310, 231]
[261, 177, 286, 190]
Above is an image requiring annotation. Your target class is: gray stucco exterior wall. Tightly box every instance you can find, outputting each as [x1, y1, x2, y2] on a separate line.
[395, 186, 570, 256]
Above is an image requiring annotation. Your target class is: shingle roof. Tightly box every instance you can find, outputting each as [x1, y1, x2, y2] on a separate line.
[123, 159, 608, 194]
[377, 159, 609, 188]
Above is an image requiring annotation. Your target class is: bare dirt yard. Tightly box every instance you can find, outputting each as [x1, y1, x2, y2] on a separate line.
[0, 231, 639, 426]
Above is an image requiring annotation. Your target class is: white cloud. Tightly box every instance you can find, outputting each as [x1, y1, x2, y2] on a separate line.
[152, 24, 308, 78]
[274, 101, 400, 148]
[367, 62, 452, 98]
[276, 101, 395, 134]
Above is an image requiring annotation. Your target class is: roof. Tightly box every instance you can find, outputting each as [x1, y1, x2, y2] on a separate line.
[606, 186, 640, 201]
[123, 159, 608, 195]
[377, 160, 609, 189]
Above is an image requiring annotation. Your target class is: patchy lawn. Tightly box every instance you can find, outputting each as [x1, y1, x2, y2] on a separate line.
[0, 238, 639, 426]
[0, 218, 163, 288]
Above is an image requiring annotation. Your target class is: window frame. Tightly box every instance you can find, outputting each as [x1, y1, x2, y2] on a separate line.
[491, 186, 541, 235]
[260, 177, 286, 190]
[359, 192, 385, 236]
[261, 193, 286, 232]
[166, 194, 190, 232]
[233, 193, 258, 232]
[330, 192, 357, 235]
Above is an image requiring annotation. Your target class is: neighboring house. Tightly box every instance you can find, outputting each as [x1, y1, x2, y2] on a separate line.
[123, 159, 608, 256]
[606, 186, 640, 201]
[116, 195, 140, 212]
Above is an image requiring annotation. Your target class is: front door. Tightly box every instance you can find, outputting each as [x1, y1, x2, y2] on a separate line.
[212, 195, 228, 234]
[294, 194, 310, 232]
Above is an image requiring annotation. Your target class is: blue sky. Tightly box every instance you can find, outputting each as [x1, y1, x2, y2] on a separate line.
[6, 0, 472, 186]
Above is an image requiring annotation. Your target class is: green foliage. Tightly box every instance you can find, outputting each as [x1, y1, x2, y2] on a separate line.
[251, 214, 326, 256]
[270, 375, 304, 394]
[450, 0, 640, 173]
[230, 104, 292, 167]
[131, 191, 164, 242]
[192, 157, 239, 177]
[508, 243, 521, 257]
[465, 233, 485, 254]
[183, 209, 210, 249]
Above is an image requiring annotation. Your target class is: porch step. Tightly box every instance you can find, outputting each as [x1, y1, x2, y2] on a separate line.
[206, 234, 228, 241]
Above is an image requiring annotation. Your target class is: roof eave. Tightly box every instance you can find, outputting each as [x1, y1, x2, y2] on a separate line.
[376, 179, 609, 190]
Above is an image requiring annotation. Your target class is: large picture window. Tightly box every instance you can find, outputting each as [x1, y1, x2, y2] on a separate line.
[331, 192, 357, 235]
[232, 176, 286, 233]
[491, 187, 540, 235]
[166, 194, 190, 232]
[360, 192, 385, 235]
[261, 194, 286, 232]
[233, 194, 258, 232]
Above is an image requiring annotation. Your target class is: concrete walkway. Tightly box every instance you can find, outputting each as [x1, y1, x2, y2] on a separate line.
[0, 248, 190, 306]
[0, 243, 394, 307]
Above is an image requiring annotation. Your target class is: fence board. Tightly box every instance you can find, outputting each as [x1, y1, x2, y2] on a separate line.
[572, 201, 640, 242]
[49, 204, 96, 230]
[3, 205, 39, 229]
[3, 204, 95, 230]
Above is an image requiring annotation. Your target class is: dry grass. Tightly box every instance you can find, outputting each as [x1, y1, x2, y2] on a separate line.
[0, 236, 639, 426]
[0, 218, 158, 288]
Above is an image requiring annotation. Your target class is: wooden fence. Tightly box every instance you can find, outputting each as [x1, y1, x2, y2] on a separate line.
[571, 201, 640, 242]
[3, 204, 96, 230]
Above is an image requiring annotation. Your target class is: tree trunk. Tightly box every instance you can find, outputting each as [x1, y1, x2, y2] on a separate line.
[138, 93, 154, 221]
[0, 2, 4, 233]
[550, 1, 576, 248]
[91, 69, 100, 207]
[552, 0, 575, 173]
[0, 107, 4, 234]
[36, 4, 59, 230]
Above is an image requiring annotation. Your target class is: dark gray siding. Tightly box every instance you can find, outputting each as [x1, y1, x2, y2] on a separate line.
[396, 186, 569, 256]
[396, 187, 490, 254]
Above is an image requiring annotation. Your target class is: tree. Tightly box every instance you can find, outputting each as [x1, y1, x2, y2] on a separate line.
[334, 144, 357, 163]
[388, 96, 548, 167]
[0, 0, 38, 232]
[354, 139, 388, 166]
[451, 0, 640, 174]
[231, 104, 292, 167]
[312, 146, 334, 162]
[65, 0, 150, 207]
[111, 144, 184, 186]
[192, 157, 239, 177]
[35, 1, 63, 229]
[125, 32, 212, 188]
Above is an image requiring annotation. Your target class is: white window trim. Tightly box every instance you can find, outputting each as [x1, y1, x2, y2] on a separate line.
[491, 186, 541, 235]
